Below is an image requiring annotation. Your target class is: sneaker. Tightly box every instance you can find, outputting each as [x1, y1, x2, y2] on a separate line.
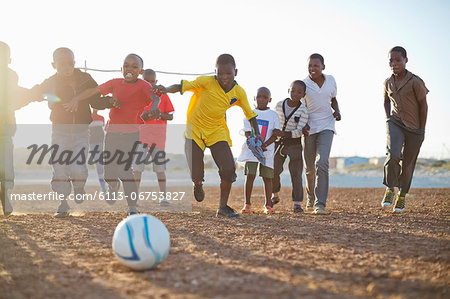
[54, 201, 70, 218]
[127, 206, 140, 216]
[293, 204, 304, 213]
[381, 188, 395, 207]
[305, 199, 314, 212]
[264, 205, 275, 214]
[159, 198, 170, 207]
[271, 196, 280, 206]
[313, 206, 330, 215]
[193, 182, 205, 202]
[393, 193, 406, 213]
[216, 205, 239, 218]
[241, 204, 252, 214]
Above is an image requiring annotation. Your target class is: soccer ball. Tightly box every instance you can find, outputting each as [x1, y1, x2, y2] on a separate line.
[112, 214, 170, 270]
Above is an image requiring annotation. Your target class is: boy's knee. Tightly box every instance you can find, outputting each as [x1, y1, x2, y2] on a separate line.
[219, 167, 236, 183]
[316, 159, 329, 173]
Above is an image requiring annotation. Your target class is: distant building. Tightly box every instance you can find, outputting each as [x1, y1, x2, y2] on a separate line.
[336, 156, 369, 169]
[369, 157, 385, 166]
[329, 157, 337, 169]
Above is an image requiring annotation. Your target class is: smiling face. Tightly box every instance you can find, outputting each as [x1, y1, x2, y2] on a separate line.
[289, 82, 306, 102]
[122, 55, 144, 83]
[389, 51, 408, 75]
[308, 58, 325, 81]
[216, 63, 237, 92]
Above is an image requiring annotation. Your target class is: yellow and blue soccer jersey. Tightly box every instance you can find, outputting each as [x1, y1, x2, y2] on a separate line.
[181, 76, 257, 150]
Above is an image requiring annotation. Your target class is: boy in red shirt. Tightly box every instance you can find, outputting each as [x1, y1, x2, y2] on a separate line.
[66, 54, 160, 215]
[134, 69, 174, 206]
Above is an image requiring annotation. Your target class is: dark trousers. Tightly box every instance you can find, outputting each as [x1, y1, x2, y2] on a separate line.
[104, 132, 139, 207]
[273, 141, 304, 202]
[184, 139, 236, 183]
[383, 119, 424, 194]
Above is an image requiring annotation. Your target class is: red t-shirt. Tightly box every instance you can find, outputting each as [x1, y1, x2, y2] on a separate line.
[139, 94, 174, 149]
[98, 78, 153, 133]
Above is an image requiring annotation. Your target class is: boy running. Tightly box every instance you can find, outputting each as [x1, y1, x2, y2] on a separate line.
[381, 46, 428, 212]
[154, 54, 262, 218]
[238, 87, 280, 215]
[28, 47, 115, 217]
[302, 53, 341, 215]
[65, 54, 161, 216]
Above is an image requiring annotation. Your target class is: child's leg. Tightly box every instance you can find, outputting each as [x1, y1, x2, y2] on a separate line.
[69, 127, 89, 196]
[313, 130, 333, 208]
[153, 148, 167, 194]
[50, 126, 73, 198]
[132, 143, 146, 190]
[156, 172, 166, 193]
[104, 132, 120, 191]
[184, 138, 204, 184]
[209, 141, 236, 209]
[398, 130, 424, 194]
[243, 162, 258, 205]
[90, 142, 106, 192]
[383, 120, 405, 190]
[272, 145, 286, 198]
[116, 133, 139, 208]
[285, 143, 304, 203]
[302, 134, 317, 205]
[244, 174, 256, 205]
[262, 177, 273, 207]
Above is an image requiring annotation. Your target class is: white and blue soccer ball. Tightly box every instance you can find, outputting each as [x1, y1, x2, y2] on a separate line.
[112, 214, 170, 271]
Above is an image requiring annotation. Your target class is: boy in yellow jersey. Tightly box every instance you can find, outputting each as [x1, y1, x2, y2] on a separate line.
[155, 54, 262, 217]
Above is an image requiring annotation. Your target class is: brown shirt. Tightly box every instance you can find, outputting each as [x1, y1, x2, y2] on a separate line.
[384, 70, 429, 130]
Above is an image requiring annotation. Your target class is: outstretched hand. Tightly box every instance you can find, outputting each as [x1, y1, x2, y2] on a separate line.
[152, 85, 167, 94]
[110, 97, 121, 108]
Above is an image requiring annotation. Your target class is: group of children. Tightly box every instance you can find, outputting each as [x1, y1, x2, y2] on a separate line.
[0, 41, 428, 218]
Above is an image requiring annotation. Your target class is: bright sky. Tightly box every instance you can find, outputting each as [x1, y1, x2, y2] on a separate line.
[2, 0, 449, 159]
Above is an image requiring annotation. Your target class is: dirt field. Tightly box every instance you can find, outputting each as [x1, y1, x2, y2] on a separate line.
[0, 187, 449, 298]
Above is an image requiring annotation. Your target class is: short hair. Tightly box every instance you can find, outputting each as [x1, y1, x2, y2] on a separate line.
[216, 54, 236, 68]
[126, 53, 144, 68]
[257, 86, 271, 97]
[143, 69, 156, 78]
[309, 53, 324, 65]
[389, 46, 407, 58]
[0, 41, 11, 61]
[291, 80, 306, 92]
[53, 47, 74, 62]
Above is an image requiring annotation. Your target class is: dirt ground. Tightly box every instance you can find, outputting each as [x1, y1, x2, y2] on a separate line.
[0, 187, 449, 299]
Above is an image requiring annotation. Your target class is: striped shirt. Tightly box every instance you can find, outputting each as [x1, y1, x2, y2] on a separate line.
[275, 99, 309, 138]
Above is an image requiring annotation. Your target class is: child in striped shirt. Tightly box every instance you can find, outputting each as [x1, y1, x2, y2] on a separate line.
[271, 80, 309, 213]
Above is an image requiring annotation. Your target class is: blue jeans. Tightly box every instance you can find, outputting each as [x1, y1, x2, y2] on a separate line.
[302, 130, 334, 208]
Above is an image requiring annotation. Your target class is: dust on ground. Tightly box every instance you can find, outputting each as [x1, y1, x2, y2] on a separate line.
[1, 187, 449, 298]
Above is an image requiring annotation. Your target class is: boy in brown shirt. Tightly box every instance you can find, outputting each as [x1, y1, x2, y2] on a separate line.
[381, 46, 429, 212]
